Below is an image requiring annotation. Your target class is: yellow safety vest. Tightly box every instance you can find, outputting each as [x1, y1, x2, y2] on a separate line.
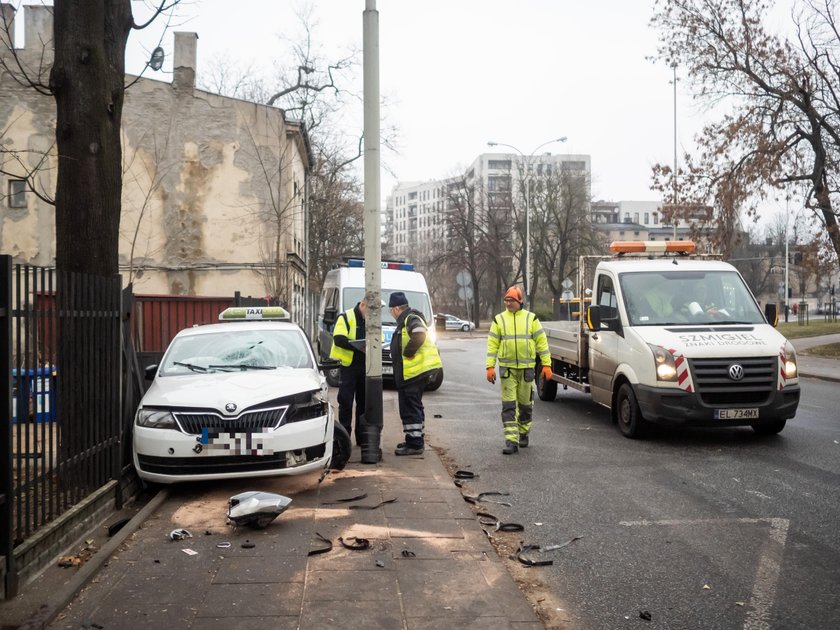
[485, 309, 550, 369]
[329, 308, 357, 367]
[400, 313, 443, 381]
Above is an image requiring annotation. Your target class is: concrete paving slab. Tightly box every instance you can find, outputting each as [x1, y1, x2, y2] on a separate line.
[297, 599, 403, 629]
[388, 517, 467, 539]
[193, 616, 300, 630]
[195, 582, 304, 618]
[304, 568, 399, 601]
[52, 603, 196, 629]
[211, 554, 308, 584]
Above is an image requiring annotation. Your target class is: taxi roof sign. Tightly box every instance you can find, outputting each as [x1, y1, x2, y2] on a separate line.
[609, 240, 696, 255]
[218, 306, 291, 321]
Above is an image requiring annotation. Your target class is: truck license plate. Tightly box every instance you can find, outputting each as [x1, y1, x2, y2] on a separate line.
[382, 365, 393, 376]
[715, 408, 758, 420]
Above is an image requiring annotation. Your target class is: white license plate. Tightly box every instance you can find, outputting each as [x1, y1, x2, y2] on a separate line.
[382, 365, 393, 376]
[715, 408, 758, 420]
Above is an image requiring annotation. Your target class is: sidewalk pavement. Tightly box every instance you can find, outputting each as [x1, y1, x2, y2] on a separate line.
[25, 390, 542, 630]
[791, 334, 840, 383]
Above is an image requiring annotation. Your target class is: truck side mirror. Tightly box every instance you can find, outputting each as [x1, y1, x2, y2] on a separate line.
[144, 364, 158, 381]
[586, 305, 601, 331]
[764, 303, 778, 327]
[323, 306, 338, 326]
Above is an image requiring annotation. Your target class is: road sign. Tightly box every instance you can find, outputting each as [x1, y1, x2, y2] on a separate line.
[458, 286, 474, 301]
[561, 290, 574, 301]
[561, 277, 573, 290]
[456, 270, 471, 287]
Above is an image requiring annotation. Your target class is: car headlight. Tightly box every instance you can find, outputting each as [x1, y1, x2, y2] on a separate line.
[287, 390, 330, 423]
[135, 408, 177, 429]
[783, 340, 798, 379]
[648, 344, 677, 381]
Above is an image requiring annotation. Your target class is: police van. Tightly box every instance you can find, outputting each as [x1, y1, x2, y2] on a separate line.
[317, 259, 443, 390]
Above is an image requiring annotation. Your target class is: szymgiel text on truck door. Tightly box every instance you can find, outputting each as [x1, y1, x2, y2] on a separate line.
[537, 241, 800, 438]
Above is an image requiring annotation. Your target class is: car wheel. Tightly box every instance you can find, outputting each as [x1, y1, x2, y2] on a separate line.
[425, 369, 444, 391]
[461, 324, 470, 332]
[751, 418, 786, 435]
[330, 421, 352, 470]
[537, 368, 557, 401]
[616, 383, 646, 439]
[325, 366, 340, 388]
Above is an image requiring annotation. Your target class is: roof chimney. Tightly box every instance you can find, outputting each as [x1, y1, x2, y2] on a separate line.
[173, 32, 197, 90]
[24, 4, 52, 52]
[0, 3, 15, 49]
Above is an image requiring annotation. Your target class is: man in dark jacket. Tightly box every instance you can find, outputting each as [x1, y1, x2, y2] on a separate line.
[330, 300, 368, 445]
[388, 292, 442, 456]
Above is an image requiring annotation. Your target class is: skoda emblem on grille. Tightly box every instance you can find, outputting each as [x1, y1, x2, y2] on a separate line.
[225, 402, 237, 413]
[728, 364, 745, 381]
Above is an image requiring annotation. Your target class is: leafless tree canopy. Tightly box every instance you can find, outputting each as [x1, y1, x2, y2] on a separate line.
[650, 0, 840, 264]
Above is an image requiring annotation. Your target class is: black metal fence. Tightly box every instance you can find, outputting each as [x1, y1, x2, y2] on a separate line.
[0, 256, 122, 597]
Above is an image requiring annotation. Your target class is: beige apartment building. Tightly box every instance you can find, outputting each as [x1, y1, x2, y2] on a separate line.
[0, 6, 312, 325]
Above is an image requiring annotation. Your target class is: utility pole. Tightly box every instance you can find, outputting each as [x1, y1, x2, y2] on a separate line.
[672, 63, 679, 240]
[361, 0, 382, 463]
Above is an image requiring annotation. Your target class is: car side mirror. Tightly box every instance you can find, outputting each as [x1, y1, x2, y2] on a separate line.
[323, 307, 338, 326]
[586, 306, 601, 331]
[764, 303, 778, 327]
[144, 364, 158, 381]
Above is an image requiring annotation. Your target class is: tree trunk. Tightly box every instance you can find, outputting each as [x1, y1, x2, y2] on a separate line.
[50, 0, 132, 277]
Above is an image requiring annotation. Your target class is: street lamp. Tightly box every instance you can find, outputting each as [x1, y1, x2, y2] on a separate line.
[486, 137, 567, 302]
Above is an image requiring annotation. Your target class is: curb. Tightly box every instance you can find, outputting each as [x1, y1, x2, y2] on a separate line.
[798, 370, 840, 383]
[18, 488, 169, 630]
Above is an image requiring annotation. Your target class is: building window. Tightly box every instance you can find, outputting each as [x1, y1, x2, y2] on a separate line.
[487, 160, 511, 170]
[653, 212, 659, 225]
[8, 179, 26, 207]
[634, 212, 639, 223]
[644, 212, 649, 224]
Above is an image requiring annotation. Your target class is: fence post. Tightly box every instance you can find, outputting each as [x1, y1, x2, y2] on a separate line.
[0, 255, 17, 598]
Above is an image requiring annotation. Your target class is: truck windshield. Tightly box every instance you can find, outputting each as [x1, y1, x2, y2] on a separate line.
[619, 270, 767, 326]
[342, 288, 433, 325]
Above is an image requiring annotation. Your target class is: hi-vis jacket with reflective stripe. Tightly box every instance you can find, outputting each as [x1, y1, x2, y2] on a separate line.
[486, 309, 550, 369]
[395, 311, 443, 385]
[329, 307, 357, 367]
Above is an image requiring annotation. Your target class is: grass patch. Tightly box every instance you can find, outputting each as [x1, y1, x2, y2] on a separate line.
[800, 342, 840, 359]
[776, 319, 840, 339]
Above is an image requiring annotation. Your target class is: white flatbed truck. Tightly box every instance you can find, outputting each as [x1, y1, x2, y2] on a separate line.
[537, 241, 801, 438]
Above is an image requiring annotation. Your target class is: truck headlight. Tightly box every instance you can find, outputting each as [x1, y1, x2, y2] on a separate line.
[783, 340, 798, 379]
[136, 409, 177, 429]
[648, 344, 678, 382]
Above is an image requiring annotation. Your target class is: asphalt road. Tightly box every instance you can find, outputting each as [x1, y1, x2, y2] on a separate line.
[424, 334, 840, 630]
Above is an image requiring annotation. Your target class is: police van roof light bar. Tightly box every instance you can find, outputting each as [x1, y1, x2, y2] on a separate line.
[344, 258, 415, 271]
[609, 240, 696, 256]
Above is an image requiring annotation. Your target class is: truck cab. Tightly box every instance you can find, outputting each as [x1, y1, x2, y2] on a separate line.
[540, 241, 800, 437]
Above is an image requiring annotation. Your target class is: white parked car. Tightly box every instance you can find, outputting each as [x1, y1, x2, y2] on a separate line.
[442, 314, 475, 331]
[133, 307, 344, 484]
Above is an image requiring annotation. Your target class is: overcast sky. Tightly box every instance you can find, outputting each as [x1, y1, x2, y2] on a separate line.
[126, 0, 711, 204]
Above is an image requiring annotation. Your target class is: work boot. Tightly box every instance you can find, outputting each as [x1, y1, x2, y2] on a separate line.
[519, 433, 529, 448]
[395, 444, 424, 456]
[502, 440, 518, 455]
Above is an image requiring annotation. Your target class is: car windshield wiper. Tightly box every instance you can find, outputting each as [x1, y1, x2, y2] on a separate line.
[208, 364, 275, 371]
[173, 361, 208, 373]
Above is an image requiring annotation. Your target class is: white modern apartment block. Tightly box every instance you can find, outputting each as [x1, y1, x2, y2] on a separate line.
[388, 152, 592, 262]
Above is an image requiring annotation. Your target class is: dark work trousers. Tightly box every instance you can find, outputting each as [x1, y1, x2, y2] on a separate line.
[338, 362, 366, 443]
[397, 380, 426, 448]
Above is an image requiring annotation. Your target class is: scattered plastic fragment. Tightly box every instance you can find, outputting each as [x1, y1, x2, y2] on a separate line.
[339, 536, 371, 550]
[401, 550, 416, 558]
[640, 610, 652, 621]
[735, 602, 745, 607]
[476, 511, 524, 533]
[463, 491, 511, 507]
[321, 493, 368, 505]
[375, 559, 385, 567]
[169, 528, 192, 541]
[216, 542, 231, 549]
[515, 536, 583, 567]
[703, 584, 711, 590]
[182, 549, 198, 556]
[434, 414, 442, 418]
[227, 491, 292, 529]
[241, 540, 256, 549]
[534, 522, 543, 526]
[308, 532, 333, 556]
[454, 470, 478, 480]
[85, 538, 94, 546]
[349, 497, 397, 510]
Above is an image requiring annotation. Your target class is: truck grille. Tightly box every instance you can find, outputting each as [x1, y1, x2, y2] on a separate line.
[689, 356, 777, 406]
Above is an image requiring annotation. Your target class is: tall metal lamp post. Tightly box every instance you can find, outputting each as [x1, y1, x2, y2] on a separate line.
[486, 137, 567, 302]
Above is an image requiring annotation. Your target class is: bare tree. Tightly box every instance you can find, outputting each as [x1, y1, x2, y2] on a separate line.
[650, 0, 840, 264]
[530, 167, 602, 315]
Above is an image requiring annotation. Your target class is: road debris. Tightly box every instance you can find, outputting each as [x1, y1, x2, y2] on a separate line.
[463, 491, 511, 507]
[348, 497, 397, 510]
[182, 549, 198, 556]
[640, 610, 652, 621]
[514, 536, 583, 567]
[308, 532, 333, 556]
[338, 536, 370, 550]
[169, 528, 192, 541]
[227, 491, 292, 529]
[321, 492, 368, 504]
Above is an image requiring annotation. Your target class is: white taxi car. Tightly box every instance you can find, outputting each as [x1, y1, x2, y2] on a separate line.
[132, 307, 337, 484]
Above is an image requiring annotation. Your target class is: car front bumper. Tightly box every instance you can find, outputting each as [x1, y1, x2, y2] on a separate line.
[133, 415, 334, 484]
